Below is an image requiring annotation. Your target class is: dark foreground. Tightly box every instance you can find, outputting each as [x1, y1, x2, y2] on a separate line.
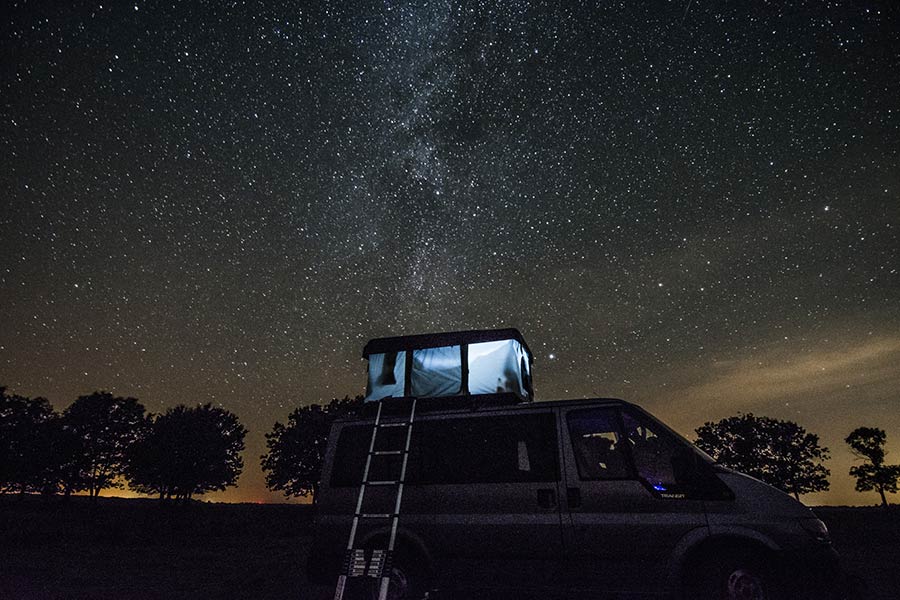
[1, 497, 898, 599]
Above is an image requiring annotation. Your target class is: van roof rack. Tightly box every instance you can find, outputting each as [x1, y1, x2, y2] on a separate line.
[358, 393, 526, 418]
[335, 396, 633, 424]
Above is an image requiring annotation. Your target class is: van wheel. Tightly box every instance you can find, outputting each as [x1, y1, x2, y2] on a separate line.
[366, 548, 430, 600]
[686, 551, 783, 600]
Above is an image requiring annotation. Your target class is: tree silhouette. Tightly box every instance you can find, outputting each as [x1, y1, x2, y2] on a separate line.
[49, 419, 87, 498]
[695, 413, 830, 500]
[61, 391, 148, 498]
[125, 403, 247, 502]
[0, 387, 59, 495]
[261, 396, 364, 498]
[845, 427, 900, 508]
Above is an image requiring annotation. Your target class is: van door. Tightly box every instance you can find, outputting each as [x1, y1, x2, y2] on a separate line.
[401, 410, 565, 592]
[559, 404, 708, 596]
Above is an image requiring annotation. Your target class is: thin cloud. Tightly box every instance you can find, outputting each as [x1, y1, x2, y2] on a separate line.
[679, 336, 900, 407]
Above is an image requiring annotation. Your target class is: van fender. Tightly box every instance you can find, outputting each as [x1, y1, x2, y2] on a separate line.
[669, 525, 782, 591]
[705, 524, 781, 552]
[665, 525, 712, 592]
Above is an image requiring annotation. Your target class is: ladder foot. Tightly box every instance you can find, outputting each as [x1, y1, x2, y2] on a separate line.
[333, 399, 417, 600]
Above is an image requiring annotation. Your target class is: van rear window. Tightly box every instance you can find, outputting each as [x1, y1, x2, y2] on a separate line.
[409, 413, 559, 484]
[330, 425, 373, 487]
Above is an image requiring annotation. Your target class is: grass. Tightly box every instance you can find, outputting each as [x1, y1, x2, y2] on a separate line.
[1, 496, 898, 599]
[1, 496, 315, 600]
[814, 505, 900, 600]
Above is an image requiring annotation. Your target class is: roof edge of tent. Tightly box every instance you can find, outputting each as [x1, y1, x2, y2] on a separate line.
[363, 328, 533, 361]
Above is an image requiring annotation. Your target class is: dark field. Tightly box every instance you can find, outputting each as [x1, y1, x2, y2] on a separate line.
[1, 497, 898, 599]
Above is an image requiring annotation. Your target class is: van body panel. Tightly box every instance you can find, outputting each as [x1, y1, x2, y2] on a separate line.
[557, 403, 708, 595]
[704, 472, 816, 555]
[311, 397, 843, 597]
[664, 523, 718, 593]
[561, 481, 707, 594]
[397, 480, 564, 588]
[313, 404, 566, 590]
[397, 406, 564, 588]
[701, 472, 845, 598]
[707, 471, 815, 519]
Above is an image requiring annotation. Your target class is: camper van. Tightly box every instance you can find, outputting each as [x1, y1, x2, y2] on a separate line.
[308, 330, 843, 599]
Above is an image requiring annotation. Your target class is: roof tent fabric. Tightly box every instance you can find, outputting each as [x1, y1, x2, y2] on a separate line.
[366, 350, 406, 401]
[363, 329, 534, 402]
[410, 345, 462, 397]
[468, 339, 526, 396]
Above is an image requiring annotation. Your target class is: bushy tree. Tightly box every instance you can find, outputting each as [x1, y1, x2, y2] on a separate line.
[61, 391, 148, 498]
[695, 413, 830, 500]
[125, 403, 246, 501]
[0, 387, 59, 495]
[49, 420, 87, 497]
[845, 427, 900, 507]
[261, 396, 364, 498]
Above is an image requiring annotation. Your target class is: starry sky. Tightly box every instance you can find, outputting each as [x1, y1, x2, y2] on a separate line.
[2, 1, 899, 505]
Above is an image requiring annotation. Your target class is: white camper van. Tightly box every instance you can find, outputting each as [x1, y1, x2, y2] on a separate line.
[308, 329, 845, 599]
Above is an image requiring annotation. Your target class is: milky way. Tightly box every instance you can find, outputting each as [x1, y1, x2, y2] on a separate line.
[2, 1, 899, 503]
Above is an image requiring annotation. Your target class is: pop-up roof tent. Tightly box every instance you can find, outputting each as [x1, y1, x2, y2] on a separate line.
[363, 329, 534, 402]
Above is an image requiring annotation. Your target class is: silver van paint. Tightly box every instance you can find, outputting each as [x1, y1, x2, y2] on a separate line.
[309, 397, 843, 598]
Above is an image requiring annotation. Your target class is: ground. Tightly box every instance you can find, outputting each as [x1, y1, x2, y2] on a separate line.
[1, 497, 897, 599]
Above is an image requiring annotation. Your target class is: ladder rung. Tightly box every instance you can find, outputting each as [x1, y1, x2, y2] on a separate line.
[337, 399, 415, 600]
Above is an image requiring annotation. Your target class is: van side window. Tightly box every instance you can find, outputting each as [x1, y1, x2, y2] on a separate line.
[620, 409, 682, 493]
[330, 425, 372, 487]
[567, 409, 632, 480]
[409, 413, 559, 484]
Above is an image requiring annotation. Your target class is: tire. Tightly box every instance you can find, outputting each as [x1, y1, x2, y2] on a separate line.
[365, 547, 431, 600]
[685, 551, 783, 600]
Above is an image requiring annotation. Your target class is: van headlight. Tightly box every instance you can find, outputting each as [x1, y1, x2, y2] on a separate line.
[799, 517, 830, 543]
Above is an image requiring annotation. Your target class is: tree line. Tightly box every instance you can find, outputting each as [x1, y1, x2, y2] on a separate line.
[1, 387, 246, 502]
[260, 396, 900, 507]
[694, 414, 900, 505]
[6, 386, 897, 507]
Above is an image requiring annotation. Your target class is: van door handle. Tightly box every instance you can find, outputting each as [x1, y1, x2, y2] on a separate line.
[536, 488, 556, 508]
[567, 487, 581, 509]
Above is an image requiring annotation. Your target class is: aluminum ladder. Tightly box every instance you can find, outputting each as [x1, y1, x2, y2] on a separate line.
[334, 398, 417, 600]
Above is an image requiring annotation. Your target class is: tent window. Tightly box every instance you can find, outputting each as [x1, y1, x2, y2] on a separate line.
[467, 340, 524, 396]
[410, 345, 462, 397]
[366, 351, 406, 401]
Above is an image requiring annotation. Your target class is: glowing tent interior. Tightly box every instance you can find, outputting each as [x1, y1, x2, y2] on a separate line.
[362, 329, 534, 402]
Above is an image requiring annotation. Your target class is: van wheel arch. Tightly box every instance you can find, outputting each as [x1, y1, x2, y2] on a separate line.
[359, 530, 434, 575]
[355, 533, 433, 600]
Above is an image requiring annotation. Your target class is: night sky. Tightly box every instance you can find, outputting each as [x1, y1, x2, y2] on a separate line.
[2, 1, 899, 504]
